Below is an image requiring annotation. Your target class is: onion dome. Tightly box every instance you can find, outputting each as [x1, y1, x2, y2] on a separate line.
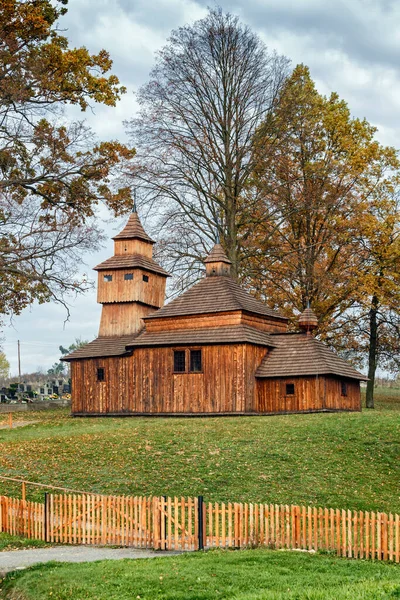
[298, 307, 318, 333]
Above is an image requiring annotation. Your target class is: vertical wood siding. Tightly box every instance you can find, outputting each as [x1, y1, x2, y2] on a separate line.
[71, 344, 268, 415]
[257, 376, 361, 413]
[98, 303, 155, 337]
[97, 269, 166, 306]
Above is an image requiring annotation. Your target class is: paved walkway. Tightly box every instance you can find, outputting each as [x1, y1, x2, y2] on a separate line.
[0, 546, 179, 575]
[0, 421, 36, 430]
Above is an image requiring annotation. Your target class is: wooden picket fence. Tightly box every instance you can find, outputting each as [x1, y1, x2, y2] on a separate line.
[0, 496, 44, 540]
[1, 493, 399, 562]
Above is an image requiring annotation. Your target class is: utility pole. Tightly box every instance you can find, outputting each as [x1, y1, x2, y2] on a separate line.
[17, 340, 21, 382]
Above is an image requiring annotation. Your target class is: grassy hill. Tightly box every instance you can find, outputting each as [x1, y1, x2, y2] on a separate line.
[2, 550, 400, 600]
[0, 392, 399, 513]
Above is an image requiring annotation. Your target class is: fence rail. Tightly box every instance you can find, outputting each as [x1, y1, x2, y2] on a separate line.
[0, 493, 399, 562]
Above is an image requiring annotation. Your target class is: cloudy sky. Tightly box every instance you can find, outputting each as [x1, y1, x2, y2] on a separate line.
[3, 0, 400, 375]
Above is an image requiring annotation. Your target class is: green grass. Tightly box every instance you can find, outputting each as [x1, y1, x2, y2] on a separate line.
[2, 550, 400, 600]
[0, 394, 399, 513]
[0, 532, 48, 552]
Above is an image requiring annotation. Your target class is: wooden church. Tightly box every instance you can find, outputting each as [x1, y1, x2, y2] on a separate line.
[63, 211, 367, 416]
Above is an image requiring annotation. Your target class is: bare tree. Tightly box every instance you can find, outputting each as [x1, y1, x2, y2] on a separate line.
[0, 191, 104, 320]
[127, 8, 289, 283]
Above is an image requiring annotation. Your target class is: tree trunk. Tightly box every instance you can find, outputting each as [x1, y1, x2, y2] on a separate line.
[366, 295, 379, 409]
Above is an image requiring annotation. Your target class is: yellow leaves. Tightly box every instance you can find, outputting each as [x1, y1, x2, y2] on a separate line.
[0, 0, 126, 111]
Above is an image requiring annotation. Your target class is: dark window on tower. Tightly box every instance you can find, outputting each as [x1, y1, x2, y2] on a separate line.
[142, 274, 149, 282]
[341, 381, 348, 396]
[103, 275, 112, 282]
[173, 350, 186, 373]
[190, 350, 202, 373]
[124, 273, 133, 280]
[97, 368, 105, 382]
[286, 383, 295, 396]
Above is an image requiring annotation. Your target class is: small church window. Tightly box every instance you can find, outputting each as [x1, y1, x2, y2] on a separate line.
[143, 274, 149, 282]
[286, 383, 295, 395]
[174, 350, 186, 372]
[190, 350, 202, 373]
[124, 273, 133, 280]
[103, 275, 112, 282]
[97, 368, 105, 382]
[341, 382, 348, 396]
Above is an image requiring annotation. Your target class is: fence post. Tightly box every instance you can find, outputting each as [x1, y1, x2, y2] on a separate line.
[198, 496, 204, 551]
[44, 493, 48, 542]
[163, 495, 167, 551]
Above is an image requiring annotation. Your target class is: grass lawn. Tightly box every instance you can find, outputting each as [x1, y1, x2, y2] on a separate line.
[0, 532, 48, 552]
[1, 549, 400, 600]
[0, 393, 399, 513]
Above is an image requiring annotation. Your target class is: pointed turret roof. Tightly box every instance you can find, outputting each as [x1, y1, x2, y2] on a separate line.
[112, 212, 155, 244]
[204, 244, 232, 265]
[298, 307, 319, 332]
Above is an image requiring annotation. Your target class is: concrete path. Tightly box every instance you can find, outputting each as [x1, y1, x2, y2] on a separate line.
[0, 546, 179, 575]
[0, 421, 36, 430]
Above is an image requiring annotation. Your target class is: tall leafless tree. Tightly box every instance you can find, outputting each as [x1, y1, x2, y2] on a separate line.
[0, 191, 103, 320]
[127, 8, 289, 285]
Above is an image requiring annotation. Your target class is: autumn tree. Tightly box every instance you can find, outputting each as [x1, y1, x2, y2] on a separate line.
[127, 8, 289, 286]
[333, 191, 400, 407]
[249, 65, 399, 334]
[0, 351, 10, 378]
[0, 0, 135, 319]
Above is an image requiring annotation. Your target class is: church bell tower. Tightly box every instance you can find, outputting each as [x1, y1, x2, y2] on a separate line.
[94, 209, 169, 336]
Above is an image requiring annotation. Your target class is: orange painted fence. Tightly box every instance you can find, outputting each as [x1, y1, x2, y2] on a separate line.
[0, 496, 45, 540]
[0, 493, 399, 562]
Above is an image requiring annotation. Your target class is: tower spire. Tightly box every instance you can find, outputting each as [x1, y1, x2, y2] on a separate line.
[132, 189, 137, 213]
[204, 243, 231, 277]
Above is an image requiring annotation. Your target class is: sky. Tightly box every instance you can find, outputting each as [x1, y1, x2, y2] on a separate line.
[3, 0, 400, 375]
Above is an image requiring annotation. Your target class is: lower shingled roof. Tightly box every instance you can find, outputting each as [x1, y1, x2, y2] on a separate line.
[128, 325, 276, 349]
[62, 325, 276, 360]
[255, 333, 368, 381]
[61, 335, 138, 361]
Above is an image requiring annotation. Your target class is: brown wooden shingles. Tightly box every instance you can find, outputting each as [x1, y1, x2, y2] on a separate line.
[256, 334, 368, 380]
[112, 212, 155, 243]
[63, 326, 276, 361]
[145, 276, 288, 321]
[93, 254, 170, 276]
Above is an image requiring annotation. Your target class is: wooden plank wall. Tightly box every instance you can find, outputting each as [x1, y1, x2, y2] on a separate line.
[144, 311, 287, 333]
[98, 303, 156, 337]
[71, 344, 267, 415]
[324, 377, 361, 411]
[257, 376, 361, 413]
[97, 268, 166, 307]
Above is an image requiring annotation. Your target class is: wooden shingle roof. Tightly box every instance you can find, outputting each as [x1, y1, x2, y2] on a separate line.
[93, 254, 169, 277]
[62, 335, 138, 361]
[62, 326, 276, 360]
[204, 244, 232, 264]
[256, 334, 368, 380]
[112, 213, 155, 244]
[128, 325, 276, 348]
[145, 276, 288, 321]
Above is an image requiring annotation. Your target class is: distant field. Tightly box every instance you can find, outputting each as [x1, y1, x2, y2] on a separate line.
[0, 391, 399, 514]
[2, 550, 400, 600]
